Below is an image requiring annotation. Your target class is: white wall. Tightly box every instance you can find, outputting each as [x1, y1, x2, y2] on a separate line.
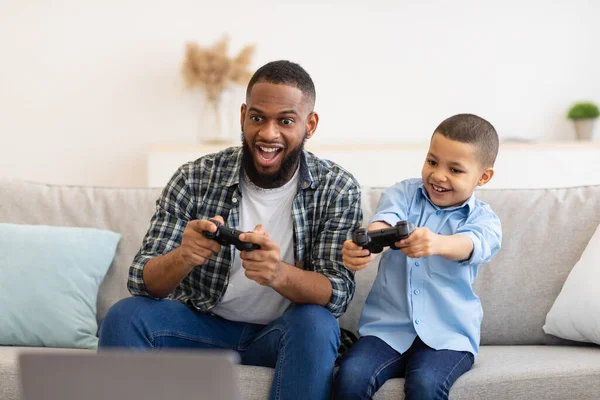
[1, 0, 599, 187]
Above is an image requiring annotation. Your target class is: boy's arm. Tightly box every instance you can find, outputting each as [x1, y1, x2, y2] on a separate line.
[397, 208, 502, 264]
[454, 208, 502, 266]
[368, 221, 392, 230]
[396, 227, 472, 260]
[434, 233, 475, 261]
[369, 181, 412, 226]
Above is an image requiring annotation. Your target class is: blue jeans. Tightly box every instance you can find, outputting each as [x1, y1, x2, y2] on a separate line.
[333, 335, 474, 400]
[98, 297, 340, 400]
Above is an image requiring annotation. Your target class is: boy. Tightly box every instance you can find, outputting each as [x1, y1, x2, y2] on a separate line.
[333, 114, 502, 400]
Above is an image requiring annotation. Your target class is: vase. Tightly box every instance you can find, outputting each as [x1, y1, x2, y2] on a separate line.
[573, 119, 597, 141]
[199, 98, 226, 144]
[198, 87, 245, 145]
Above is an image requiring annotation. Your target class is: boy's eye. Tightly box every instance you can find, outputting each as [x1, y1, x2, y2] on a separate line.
[281, 118, 294, 125]
[250, 116, 263, 123]
[451, 168, 463, 174]
[427, 159, 437, 166]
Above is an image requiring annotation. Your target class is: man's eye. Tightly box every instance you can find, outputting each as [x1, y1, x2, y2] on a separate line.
[251, 116, 263, 123]
[427, 160, 437, 166]
[281, 118, 294, 125]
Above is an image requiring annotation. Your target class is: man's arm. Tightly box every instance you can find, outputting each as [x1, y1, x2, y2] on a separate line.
[311, 184, 363, 317]
[142, 219, 222, 298]
[271, 265, 332, 306]
[128, 166, 213, 298]
[238, 228, 333, 306]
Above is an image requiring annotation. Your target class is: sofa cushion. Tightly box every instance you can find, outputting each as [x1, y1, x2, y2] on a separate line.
[543, 222, 600, 344]
[0, 178, 161, 322]
[0, 223, 120, 349]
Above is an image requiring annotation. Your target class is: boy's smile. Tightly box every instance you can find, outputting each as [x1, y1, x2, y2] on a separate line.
[422, 133, 494, 208]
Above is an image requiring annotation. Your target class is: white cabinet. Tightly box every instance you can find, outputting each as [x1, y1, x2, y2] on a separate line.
[147, 142, 600, 189]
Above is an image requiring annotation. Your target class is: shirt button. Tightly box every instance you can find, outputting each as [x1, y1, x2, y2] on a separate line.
[415, 319, 420, 325]
[436, 210, 441, 215]
[415, 262, 420, 267]
[414, 289, 420, 295]
[232, 197, 238, 203]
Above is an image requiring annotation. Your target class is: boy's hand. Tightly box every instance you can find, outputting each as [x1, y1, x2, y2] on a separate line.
[396, 227, 440, 258]
[342, 240, 374, 271]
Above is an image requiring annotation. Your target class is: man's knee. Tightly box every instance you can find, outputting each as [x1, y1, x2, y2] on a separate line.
[98, 296, 157, 347]
[282, 305, 340, 345]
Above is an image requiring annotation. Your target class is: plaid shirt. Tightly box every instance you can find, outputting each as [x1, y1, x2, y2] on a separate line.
[128, 146, 362, 355]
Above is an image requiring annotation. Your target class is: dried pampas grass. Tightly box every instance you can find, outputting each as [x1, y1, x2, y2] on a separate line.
[182, 35, 256, 103]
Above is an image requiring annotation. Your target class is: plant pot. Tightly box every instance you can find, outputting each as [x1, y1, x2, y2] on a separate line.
[573, 119, 597, 141]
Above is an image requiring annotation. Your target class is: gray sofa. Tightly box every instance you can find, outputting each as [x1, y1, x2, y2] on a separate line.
[1, 178, 600, 399]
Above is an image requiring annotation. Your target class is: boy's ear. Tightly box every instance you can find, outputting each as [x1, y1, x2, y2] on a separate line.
[477, 167, 494, 187]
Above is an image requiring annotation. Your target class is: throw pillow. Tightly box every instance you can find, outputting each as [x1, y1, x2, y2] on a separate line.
[0, 223, 120, 349]
[543, 222, 600, 344]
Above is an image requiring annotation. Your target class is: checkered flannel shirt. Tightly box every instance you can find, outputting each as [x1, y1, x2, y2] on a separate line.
[128, 146, 362, 357]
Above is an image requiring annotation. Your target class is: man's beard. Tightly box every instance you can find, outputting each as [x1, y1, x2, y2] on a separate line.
[241, 132, 306, 189]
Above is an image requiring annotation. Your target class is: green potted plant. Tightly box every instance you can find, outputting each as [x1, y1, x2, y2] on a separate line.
[567, 102, 599, 140]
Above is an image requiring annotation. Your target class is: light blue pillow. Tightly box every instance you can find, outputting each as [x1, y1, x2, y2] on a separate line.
[0, 223, 120, 349]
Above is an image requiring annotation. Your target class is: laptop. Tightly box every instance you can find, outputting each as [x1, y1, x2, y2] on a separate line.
[18, 349, 241, 400]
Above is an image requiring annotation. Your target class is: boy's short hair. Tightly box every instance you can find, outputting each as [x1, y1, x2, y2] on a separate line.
[246, 60, 316, 111]
[433, 114, 499, 168]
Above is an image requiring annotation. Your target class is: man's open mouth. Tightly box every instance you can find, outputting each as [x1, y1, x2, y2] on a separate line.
[255, 144, 284, 166]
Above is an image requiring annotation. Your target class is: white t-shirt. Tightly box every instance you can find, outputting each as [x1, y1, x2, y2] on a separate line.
[211, 168, 299, 324]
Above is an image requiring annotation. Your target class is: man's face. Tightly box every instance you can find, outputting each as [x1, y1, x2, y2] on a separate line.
[240, 82, 318, 188]
[421, 133, 494, 208]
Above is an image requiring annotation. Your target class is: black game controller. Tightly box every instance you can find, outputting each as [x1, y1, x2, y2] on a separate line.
[203, 219, 260, 252]
[352, 220, 416, 254]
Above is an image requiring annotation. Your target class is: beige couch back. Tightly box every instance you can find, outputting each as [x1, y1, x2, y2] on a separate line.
[1, 178, 599, 346]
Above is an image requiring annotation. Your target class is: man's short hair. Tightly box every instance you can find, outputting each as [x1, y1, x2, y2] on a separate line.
[246, 60, 316, 111]
[433, 113, 499, 167]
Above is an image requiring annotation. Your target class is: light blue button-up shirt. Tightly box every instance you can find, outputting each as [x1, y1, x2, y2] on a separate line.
[358, 178, 502, 356]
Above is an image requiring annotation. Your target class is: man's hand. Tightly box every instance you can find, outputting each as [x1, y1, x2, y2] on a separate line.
[342, 240, 373, 271]
[142, 215, 223, 298]
[238, 225, 282, 286]
[396, 227, 440, 258]
[177, 216, 223, 269]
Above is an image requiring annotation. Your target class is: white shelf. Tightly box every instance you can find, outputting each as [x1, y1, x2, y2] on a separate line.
[147, 141, 600, 189]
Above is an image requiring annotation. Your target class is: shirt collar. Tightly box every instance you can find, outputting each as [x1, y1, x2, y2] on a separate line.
[418, 182, 475, 212]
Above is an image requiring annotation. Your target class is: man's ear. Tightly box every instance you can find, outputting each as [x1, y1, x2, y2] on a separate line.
[240, 103, 247, 131]
[478, 167, 494, 187]
[305, 112, 319, 140]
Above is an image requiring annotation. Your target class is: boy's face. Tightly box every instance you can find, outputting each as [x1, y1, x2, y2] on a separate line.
[421, 132, 494, 208]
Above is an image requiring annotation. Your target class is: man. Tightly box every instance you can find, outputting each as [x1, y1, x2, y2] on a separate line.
[99, 60, 362, 400]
